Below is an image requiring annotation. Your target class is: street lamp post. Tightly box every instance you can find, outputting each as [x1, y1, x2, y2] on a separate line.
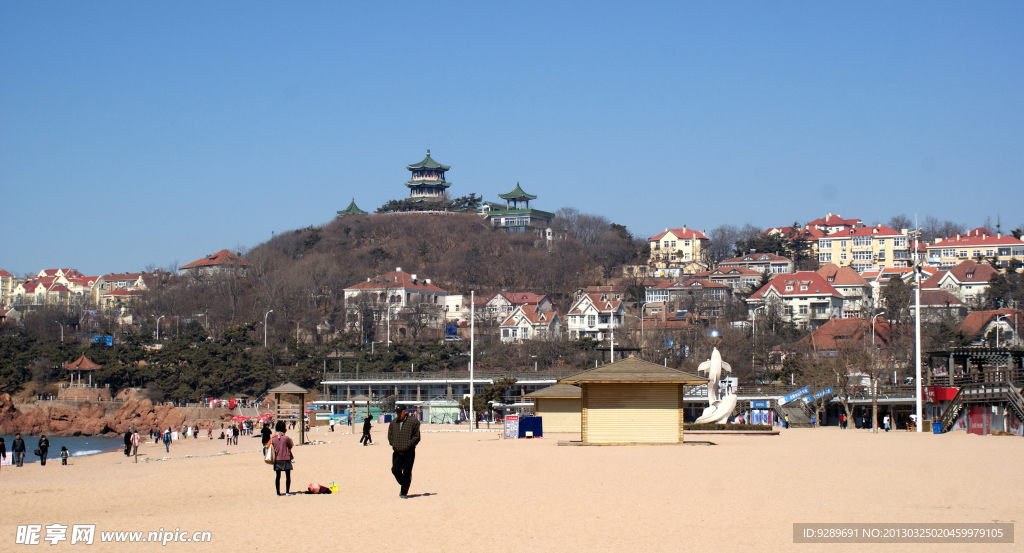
[871, 311, 886, 350]
[264, 310, 274, 347]
[156, 315, 165, 342]
[55, 321, 63, 342]
[469, 290, 475, 432]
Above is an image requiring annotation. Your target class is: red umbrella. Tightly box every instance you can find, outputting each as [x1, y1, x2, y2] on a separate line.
[231, 416, 249, 422]
[258, 413, 274, 421]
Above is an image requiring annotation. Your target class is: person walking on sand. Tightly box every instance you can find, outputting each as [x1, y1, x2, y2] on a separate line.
[0, 437, 6, 473]
[261, 422, 272, 455]
[360, 417, 373, 446]
[123, 430, 132, 457]
[12, 433, 25, 467]
[162, 428, 172, 453]
[37, 435, 50, 466]
[388, 405, 421, 499]
[131, 429, 140, 457]
[60, 446, 69, 465]
[271, 421, 294, 496]
[883, 414, 891, 432]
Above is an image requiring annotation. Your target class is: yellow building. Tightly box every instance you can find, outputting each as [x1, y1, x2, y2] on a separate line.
[817, 225, 911, 273]
[525, 384, 581, 433]
[925, 229, 1024, 270]
[648, 227, 710, 275]
[560, 357, 706, 444]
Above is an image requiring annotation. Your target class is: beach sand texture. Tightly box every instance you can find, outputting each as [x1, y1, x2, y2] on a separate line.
[2, 426, 1021, 552]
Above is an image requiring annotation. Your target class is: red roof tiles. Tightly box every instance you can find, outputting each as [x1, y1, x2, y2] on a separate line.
[649, 228, 709, 241]
[748, 271, 843, 300]
[181, 249, 250, 269]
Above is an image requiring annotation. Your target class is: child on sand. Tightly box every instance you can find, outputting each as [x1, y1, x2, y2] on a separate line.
[60, 446, 69, 465]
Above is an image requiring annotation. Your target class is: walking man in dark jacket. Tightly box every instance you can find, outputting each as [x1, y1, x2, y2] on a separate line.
[12, 433, 26, 467]
[360, 417, 373, 446]
[387, 405, 421, 498]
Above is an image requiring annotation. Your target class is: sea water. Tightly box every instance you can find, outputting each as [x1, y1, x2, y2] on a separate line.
[1, 434, 123, 460]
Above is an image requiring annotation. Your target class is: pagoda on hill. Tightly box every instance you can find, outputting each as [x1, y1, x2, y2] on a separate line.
[481, 182, 555, 241]
[405, 150, 451, 201]
[337, 198, 368, 216]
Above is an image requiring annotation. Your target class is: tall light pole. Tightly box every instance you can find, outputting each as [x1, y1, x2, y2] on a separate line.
[913, 221, 922, 432]
[264, 309, 274, 347]
[871, 311, 886, 350]
[55, 321, 63, 342]
[469, 291, 475, 432]
[156, 315, 165, 342]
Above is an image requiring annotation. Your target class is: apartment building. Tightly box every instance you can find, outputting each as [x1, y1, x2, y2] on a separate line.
[644, 279, 733, 318]
[816, 263, 872, 317]
[717, 252, 793, 274]
[817, 225, 911, 273]
[925, 229, 1024, 270]
[693, 267, 763, 293]
[920, 260, 998, 305]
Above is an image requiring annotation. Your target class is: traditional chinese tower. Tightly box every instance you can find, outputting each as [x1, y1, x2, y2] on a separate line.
[405, 150, 451, 200]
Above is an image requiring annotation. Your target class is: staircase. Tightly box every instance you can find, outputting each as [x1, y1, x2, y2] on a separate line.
[938, 382, 1024, 433]
[779, 403, 814, 428]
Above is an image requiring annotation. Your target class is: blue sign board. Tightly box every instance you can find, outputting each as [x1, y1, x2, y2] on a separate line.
[93, 335, 113, 346]
[445, 324, 458, 337]
[780, 387, 810, 405]
[750, 400, 770, 409]
[808, 387, 834, 402]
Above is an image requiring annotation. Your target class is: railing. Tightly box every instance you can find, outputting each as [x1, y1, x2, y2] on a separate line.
[323, 370, 581, 382]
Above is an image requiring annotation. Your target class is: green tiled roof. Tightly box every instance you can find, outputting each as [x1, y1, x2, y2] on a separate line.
[406, 150, 450, 171]
[337, 198, 368, 216]
[486, 208, 555, 218]
[405, 180, 452, 189]
[498, 183, 537, 200]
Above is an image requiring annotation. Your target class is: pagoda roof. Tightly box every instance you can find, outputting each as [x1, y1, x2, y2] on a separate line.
[406, 150, 450, 171]
[267, 382, 309, 395]
[561, 357, 706, 385]
[337, 198, 368, 216]
[485, 208, 555, 218]
[65, 355, 102, 371]
[498, 183, 537, 201]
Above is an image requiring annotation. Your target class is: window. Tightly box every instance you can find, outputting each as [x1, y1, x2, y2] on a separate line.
[986, 250, 994, 257]
[853, 237, 872, 247]
[684, 240, 691, 247]
[684, 253, 691, 260]
[820, 239, 832, 250]
[972, 250, 981, 258]
[784, 306, 793, 315]
[671, 241, 676, 248]
[599, 315, 610, 325]
[522, 327, 529, 339]
[815, 306, 827, 315]
[800, 284, 808, 291]
[799, 305, 808, 315]
[1014, 248, 1024, 256]
[669, 253, 676, 261]
[893, 237, 907, 248]
[853, 251, 872, 261]
[587, 315, 596, 326]
[819, 252, 832, 262]
[785, 285, 794, 291]
[663, 241, 670, 248]
[877, 239, 886, 249]
[840, 240, 848, 249]
[840, 253, 847, 261]
[958, 251, 968, 258]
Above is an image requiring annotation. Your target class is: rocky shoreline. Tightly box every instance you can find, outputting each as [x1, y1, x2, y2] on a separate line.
[0, 393, 233, 436]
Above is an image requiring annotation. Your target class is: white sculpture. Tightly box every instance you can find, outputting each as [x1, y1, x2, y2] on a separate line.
[695, 329, 737, 424]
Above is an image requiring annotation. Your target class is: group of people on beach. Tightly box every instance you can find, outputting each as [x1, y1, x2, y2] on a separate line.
[262, 405, 421, 498]
[1, 433, 69, 469]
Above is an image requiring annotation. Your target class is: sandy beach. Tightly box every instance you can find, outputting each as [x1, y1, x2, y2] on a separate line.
[2, 425, 1021, 552]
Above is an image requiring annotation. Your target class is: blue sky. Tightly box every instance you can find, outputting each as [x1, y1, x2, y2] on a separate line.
[2, 2, 1022, 276]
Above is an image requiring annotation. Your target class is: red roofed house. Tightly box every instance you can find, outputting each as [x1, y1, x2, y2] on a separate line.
[806, 212, 863, 234]
[343, 268, 448, 338]
[644, 279, 733, 318]
[0, 307, 20, 326]
[693, 267, 763, 292]
[920, 260, 998, 306]
[718, 252, 794, 274]
[499, 304, 561, 342]
[959, 308, 1022, 346]
[566, 292, 624, 340]
[179, 249, 250, 278]
[926, 229, 1024, 270]
[648, 227, 710, 276]
[793, 317, 891, 356]
[746, 271, 846, 329]
[910, 290, 968, 323]
[484, 292, 555, 319]
[816, 264, 872, 317]
[817, 225, 912, 273]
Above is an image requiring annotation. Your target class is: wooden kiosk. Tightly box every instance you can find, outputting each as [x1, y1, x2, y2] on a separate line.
[525, 384, 582, 433]
[267, 382, 309, 445]
[560, 356, 706, 444]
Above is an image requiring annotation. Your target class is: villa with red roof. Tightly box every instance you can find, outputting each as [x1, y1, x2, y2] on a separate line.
[499, 304, 561, 342]
[925, 229, 1024, 270]
[717, 252, 793, 274]
[920, 260, 998, 305]
[647, 227, 710, 276]
[806, 212, 863, 234]
[746, 271, 846, 329]
[816, 264, 872, 316]
[644, 279, 733, 318]
[693, 267, 763, 292]
[343, 268, 448, 336]
[566, 292, 624, 341]
[483, 292, 554, 319]
[179, 249, 250, 278]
